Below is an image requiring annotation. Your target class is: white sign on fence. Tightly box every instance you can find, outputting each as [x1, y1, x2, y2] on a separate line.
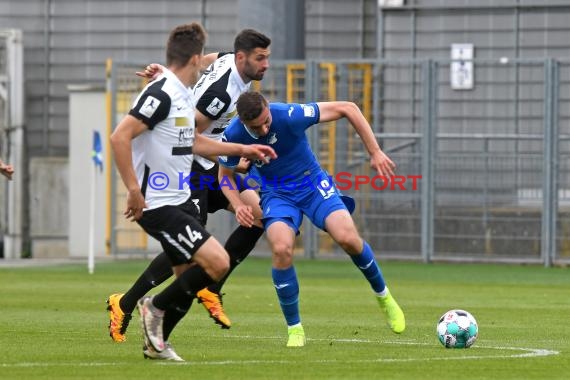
[451, 43, 474, 90]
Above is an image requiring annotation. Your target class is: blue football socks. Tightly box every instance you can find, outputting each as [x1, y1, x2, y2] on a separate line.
[272, 266, 301, 326]
[350, 241, 386, 294]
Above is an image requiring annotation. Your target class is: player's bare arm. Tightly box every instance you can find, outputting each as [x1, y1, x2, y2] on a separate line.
[218, 164, 256, 227]
[195, 109, 212, 134]
[194, 111, 257, 167]
[109, 115, 149, 221]
[191, 109, 221, 163]
[193, 133, 276, 163]
[316, 101, 396, 177]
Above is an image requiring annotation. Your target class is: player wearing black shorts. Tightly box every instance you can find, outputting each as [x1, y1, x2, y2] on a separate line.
[108, 23, 275, 360]
[189, 31, 271, 328]
[107, 29, 271, 344]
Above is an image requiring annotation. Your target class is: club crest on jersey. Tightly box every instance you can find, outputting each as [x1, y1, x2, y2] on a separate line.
[140, 96, 161, 118]
[267, 132, 277, 145]
[206, 97, 225, 116]
[301, 104, 316, 118]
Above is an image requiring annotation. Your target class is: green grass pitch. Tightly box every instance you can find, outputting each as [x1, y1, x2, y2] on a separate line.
[0, 257, 568, 379]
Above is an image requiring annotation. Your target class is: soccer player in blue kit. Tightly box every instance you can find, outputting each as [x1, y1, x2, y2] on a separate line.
[218, 91, 405, 347]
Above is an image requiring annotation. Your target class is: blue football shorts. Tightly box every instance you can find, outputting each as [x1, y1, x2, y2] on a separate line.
[260, 172, 355, 233]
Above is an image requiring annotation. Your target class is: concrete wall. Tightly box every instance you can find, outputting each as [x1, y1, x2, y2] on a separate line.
[29, 157, 68, 258]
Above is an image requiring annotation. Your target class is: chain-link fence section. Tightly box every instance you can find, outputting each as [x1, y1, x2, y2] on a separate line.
[107, 58, 569, 266]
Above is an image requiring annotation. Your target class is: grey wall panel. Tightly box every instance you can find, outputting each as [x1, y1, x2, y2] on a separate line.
[0, 2, 44, 13]
[362, 0, 378, 57]
[1, 0, 211, 156]
[382, 3, 570, 60]
[4, 0, 301, 157]
[306, 0, 375, 58]
[238, 0, 305, 59]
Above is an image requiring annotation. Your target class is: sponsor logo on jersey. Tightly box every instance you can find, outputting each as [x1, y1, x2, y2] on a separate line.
[140, 96, 160, 118]
[175, 117, 190, 127]
[206, 97, 225, 116]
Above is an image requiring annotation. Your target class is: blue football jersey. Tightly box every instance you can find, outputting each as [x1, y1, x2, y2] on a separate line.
[220, 102, 323, 189]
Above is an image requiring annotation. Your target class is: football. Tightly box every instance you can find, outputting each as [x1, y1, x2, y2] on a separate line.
[436, 309, 478, 348]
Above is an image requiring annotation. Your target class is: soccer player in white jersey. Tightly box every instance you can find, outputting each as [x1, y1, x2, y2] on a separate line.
[187, 29, 271, 327]
[110, 24, 275, 361]
[107, 30, 271, 342]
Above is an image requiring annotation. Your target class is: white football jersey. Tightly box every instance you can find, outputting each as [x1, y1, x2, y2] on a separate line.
[192, 53, 250, 169]
[128, 69, 196, 210]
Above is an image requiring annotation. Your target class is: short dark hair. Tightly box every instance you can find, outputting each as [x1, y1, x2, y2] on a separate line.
[236, 91, 268, 122]
[166, 23, 206, 66]
[234, 29, 271, 54]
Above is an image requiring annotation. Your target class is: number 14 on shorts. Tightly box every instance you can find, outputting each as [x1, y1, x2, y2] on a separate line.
[178, 225, 203, 248]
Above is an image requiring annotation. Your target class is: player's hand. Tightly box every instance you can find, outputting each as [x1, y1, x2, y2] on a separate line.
[124, 189, 147, 221]
[242, 144, 277, 163]
[370, 149, 396, 177]
[234, 204, 255, 227]
[235, 158, 252, 174]
[135, 63, 164, 80]
[0, 162, 14, 180]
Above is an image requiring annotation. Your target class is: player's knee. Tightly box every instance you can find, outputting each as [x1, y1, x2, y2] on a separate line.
[216, 255, 230, 280]
[335, 230, 361, 253]
[209, 264, 229, 282]
[207, 251, 230, 281]
[271, 241, 294, 258]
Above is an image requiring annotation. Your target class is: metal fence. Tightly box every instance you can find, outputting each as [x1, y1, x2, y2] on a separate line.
[107, 58, 570, 266]
[0, 29, 24, 259]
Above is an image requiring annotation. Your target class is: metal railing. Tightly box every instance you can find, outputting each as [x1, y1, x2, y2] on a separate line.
[106, 58, 570, 266]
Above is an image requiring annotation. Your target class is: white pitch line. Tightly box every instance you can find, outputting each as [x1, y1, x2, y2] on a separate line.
[0, 336, 559, 368]
[0, 362, 123, 368]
